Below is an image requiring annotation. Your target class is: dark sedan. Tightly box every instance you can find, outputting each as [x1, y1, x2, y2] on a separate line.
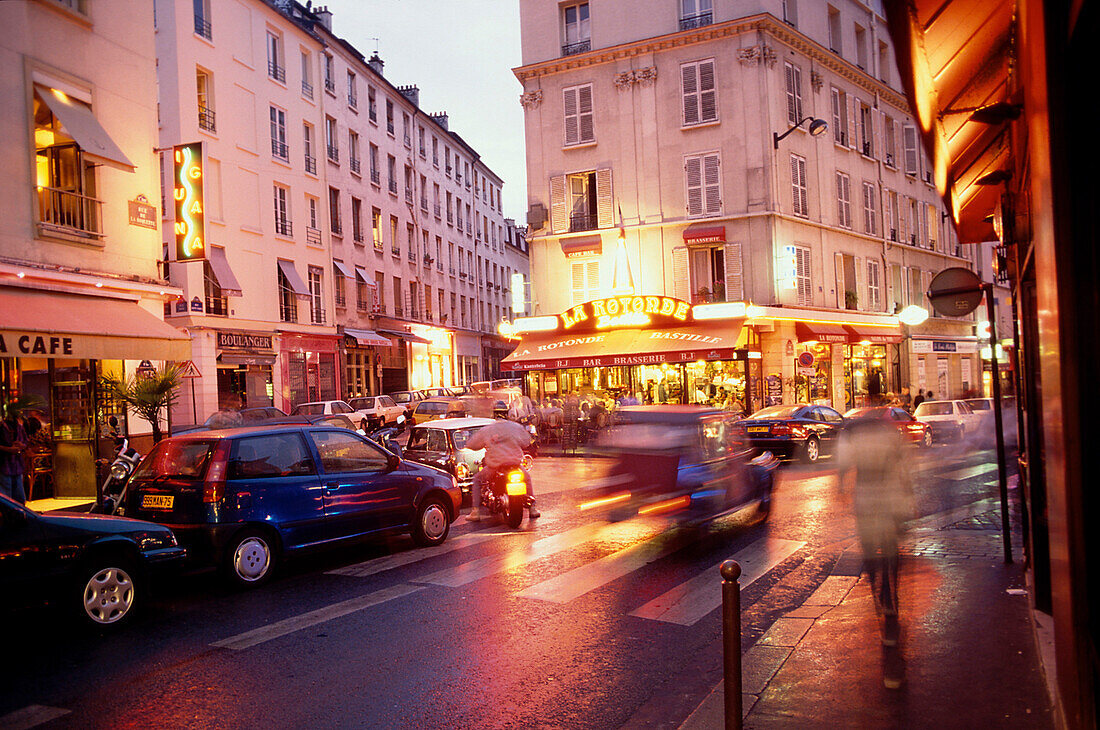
[844, 406, 933, 448]
[0, 494, 185, 628]
[735, 404, 845, 462]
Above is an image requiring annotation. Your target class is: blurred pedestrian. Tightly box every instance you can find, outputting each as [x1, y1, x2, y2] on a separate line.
[913, 390, 926, 409]
[1, 411, 28, 504]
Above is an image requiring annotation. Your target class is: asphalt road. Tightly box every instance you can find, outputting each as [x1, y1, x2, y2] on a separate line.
[1, 442, 1008, 729]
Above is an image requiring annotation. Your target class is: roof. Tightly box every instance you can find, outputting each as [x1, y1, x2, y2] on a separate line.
[411, 417, 496, 430]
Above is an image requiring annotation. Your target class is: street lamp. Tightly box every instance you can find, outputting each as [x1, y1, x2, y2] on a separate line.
[773, 117, 829, 149]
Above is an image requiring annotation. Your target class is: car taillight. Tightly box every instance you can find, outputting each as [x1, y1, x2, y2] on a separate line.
[203, 441, 231, 503]
[771, 423, 791, 436]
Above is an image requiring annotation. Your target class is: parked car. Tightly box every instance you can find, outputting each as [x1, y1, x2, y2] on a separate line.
[913, 399, 982, 442]
[172, 407, 291, 436]
[412, 398, 468, 425]
[387, 390, 427, 420]
[449, 385, 472, 396]
[402, 417, 495, 499]
[843, 406, 933, 448]
[584, 406, 777, 522]
[122, 424, 462, 587]
[348, 395, 406, 430]
[291, 400, 373, 431]
[0, 493, 186, 628]
[302, 413, 359, 431]
[734, 404, 846, 462]
[421, 387, 455, 398]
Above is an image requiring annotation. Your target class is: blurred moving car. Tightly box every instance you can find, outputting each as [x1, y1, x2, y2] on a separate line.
[913, 399, 982, 442]
[387, 390, 427, 420]
[735, 404, 845, 462]
[583, 406, 777, 522]
[348, 395, 406, 430]
[123, 424, 462, 587]
[0, 493, 185, 628]
[421, 387, 456, 398]
[843, 406, 933, 448]
[412, 397, 468, 425]
[402, 416, 495, 499]
[291, 400, 374, 431]
[963, 397, 1019, 449]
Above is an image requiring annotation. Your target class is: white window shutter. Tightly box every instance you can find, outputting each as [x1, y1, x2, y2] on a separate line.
[703, 154, 721, 213]
[563, 87, 579, 146]
[724, 242, 744, 301]
[595, 168, 614, 228]
[685, 156, 703, 216]
[854, 255, 864, 310]
[682, 63, 699, 125]
[586, 259, 600, 300]
[847, 96, 858, 150]
[903, 125, 919, 175]
[835, 252, 846, 308]
[796, 247, 812, 305]
[699, 60, 717, 122]
[873, 110, 884, 162]
[571, 262, 585, 305]
[578, 85, 594, 143]
[550, 175, 568, 234]
[784, 63, 796, 124]
[672, 246, 690, 301]
[793, 65, 803, 121]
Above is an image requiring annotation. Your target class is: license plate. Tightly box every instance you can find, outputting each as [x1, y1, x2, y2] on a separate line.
[747, 426, 770, 434]
[141, 494, 175, 510]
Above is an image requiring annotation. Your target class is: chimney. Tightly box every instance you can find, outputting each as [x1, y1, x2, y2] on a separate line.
[398, 84, 419, 107]
[430, 112, 449, 130]
[367, 53, 384, 76]
[313, 5, 332, 30]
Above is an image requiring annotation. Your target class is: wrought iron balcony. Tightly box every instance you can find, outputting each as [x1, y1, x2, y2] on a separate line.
[569, 213, 598, 232]
[280, 299, 298, 323]
[370, 169, 380, 185]
[326, 145, 339, 163]
[194, 14, 212, 39]
[302, 80, 313, 99]
[388, 179, 397, 194]
[36, 186, 102, 238]
[275, 217, 293, 237]
[268, 60, 286, 83]
[304, 154, 317, 175]
[198, 105, 215, 133]
[561, 40, 591, 56]
[679, 12, 712, 31]
[348, 94, 357, 109]
[434, 204, 441, 218]
[272, 139, 289, 160]
[349, 157, 360, 174]
[324, 77, 336, 94]
[310, 307, 326, 325]
[205, 294, 228, 316]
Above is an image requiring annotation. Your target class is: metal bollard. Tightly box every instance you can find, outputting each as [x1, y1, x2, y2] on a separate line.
[721, 559, 743, 730]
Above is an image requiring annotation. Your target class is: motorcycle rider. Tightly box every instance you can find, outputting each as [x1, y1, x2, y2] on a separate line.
[466, 419, 539, 522]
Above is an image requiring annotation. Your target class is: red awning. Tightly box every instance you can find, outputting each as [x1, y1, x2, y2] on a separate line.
[844, 325, 903, 344]
[560, 235, 602, 258]
[682, 225, 726, 244]
[501, 321, 744, 371]
[795, 322, 850, 344]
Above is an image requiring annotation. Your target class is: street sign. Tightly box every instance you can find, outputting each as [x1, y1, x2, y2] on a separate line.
[178, 360, 202, 379]
[927, 267, 984, 317]
[797, 351, 814, 367]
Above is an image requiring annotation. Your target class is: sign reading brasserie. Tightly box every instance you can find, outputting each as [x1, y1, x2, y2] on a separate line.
[217, 331, 273, 350]
[558, 296, 693, 334]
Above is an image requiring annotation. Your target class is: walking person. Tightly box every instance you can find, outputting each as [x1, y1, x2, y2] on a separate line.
[1, 410, 29, 504]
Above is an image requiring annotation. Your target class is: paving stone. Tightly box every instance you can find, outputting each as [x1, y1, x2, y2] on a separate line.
[757, 617, 815, 648]
[803, 575, 858, 606]
[784, 604, 831, 619]
[742, 645, 793, 695]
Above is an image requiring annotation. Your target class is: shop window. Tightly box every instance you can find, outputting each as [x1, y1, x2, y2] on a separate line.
[795, 343, 832, 404]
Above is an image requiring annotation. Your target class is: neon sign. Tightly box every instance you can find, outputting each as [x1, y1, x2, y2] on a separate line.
[560, 296, 692, 333]
[174, 142, 205, 261]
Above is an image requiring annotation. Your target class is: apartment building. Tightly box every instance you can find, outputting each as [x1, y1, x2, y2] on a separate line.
[510, 0, 981, 412]
[0, 0, 188, 497]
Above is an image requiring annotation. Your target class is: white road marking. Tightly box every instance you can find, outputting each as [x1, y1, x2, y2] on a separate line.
[908, 497, 998, 531]
[629, 538, 806, 625]
[0, 705, 70, 730]
[325, 530, 503, 578]
[211, 583, 423, 650]
[940, 462, 998, 481]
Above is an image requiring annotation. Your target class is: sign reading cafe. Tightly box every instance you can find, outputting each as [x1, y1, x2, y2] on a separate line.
[559, 296, 693, 334]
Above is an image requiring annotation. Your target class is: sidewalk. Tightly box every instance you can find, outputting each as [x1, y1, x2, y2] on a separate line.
[681, 496, 1054, 729]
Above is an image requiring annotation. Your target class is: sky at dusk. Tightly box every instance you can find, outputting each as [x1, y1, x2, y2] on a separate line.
[320, 0, 528, 222]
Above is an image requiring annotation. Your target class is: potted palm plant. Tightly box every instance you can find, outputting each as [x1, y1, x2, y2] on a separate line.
[99, 364, 182, 443]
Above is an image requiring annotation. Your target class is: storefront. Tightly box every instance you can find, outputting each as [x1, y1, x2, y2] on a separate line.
[909, 337, 981, 400]
[0, 287, 189, 498]
[787, 319, 902, 410]
[215, 330, 276, 410]
[406, 325, 454, 390]
[341, 327, 392, 398]
[455, 332, 481, 385]
[279, 332, 340, 409]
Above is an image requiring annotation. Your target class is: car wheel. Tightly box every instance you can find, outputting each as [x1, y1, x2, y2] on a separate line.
[223, 530, 277, 587]
[803, 436, 821, 463]
[78, 558, 138, 628]
[922, 430, 933, 449]
[412, 496, 450, 547]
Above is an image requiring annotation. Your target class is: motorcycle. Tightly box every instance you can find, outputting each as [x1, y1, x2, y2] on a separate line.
[481, 467, 532, 528]
[91, 438, 142, 515]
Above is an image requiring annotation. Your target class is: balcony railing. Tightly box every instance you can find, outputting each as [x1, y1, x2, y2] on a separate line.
[570, 213, 598, 232]
[420, 196, 428, 211]
[280, 299, 298, 323]
[374, 237, 383, 251]
[353, 229, 364, 244]
[304, 154, 317, 175]
[447, 212, 453, 225]
[356, 298, 368, 312]
[370, 169, 380, 185]
[369, 109, 377, 123]
[306, 226, 322, 246]
[275, 217, 293, 237]
[349, 157, 361, 174]
[327, 145, 339, 163]
[194, 14, 212, 39]
[324, 77, 335, 94]
[335, 290, 346, 308]
[205, 294, 228, 316]
[302, 80, 313, 98]
[198, 105, 216, 132]
[348, 94, 357, 109]
[331, 220, 342, 236]
[268, 60, 286, 83]
[434, 204, 441, 218]
[561, 39, 591, 56]
[405, 189, 414, 204]
[37, 187, 102, 238]
[388, 179, 397, 194]
[679, 12, 712, 30]
[394, 306, 404, 318]
[310, 306, 326, 325]
[408, 248, 416, 262]
[387, 121, 395, 135]
[272, 139, 289, 160]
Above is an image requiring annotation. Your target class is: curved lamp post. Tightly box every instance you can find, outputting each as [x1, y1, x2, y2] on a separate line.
[773, 117, 829, 149]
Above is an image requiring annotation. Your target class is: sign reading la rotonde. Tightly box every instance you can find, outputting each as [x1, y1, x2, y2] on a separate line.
[558, 296, 693, 334]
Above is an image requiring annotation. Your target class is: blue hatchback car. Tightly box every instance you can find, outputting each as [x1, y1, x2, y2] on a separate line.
[123, 425, 461, 586]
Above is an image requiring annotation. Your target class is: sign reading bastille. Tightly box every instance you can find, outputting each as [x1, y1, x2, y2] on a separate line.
[173, 142, 206, 261]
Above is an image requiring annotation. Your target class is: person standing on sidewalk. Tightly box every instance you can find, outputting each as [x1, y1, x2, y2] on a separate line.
[0, 411, 29, 504]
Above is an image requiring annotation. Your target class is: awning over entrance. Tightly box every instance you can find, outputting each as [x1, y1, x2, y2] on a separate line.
[208, 246, 242, 296]
[501, 321, 744, 371]
[35, 85, 134, 172]
[277, 260, 311, 301]
[560, 235, 602, 258]
[378, 329, 432, 345]
[0, 288, 189, 360]
[343, 328, 392, 347]
[682, 224, 726, 244]
[795, 322, 850, 344]
[844, 325, 903, 344]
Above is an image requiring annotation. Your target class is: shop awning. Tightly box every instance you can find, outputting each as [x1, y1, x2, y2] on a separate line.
[343, 328, 392, 347]
[501, 321, 744, 371]
[843, 325, 903, 344]
[208, 246, 242, 296]
[683, 224, 726, 244]
[0, 287, 189, 360]
[560, 235, 602, 258]
[277, 260, 311, 301]
[218, 352, 277, 366]
[332, 260, 352, 278]
[35, 85, 134, 172]
[378, 328, 432, 345]
[795, 322, 850, 344]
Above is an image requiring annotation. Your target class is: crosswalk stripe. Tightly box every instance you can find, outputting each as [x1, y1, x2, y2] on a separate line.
[629, 538, 806, 625]
[211, 583, 423, 650]
[414, 521, 610, 587]
[0, 705, 70, 730]
[940, 462, 998, 481]
[325, 530, 504, 578]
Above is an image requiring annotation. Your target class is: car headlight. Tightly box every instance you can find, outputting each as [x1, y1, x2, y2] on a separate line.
[109, 462, 131, 480]
[456, 462, 469, 479]
[137, 531, 178, 551]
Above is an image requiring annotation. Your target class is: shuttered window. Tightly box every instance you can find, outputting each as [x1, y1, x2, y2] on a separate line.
[672, 246, 690, 301]
[685, 153, 721, 216]
[563, 84, 594, 146]
[681, 59, 717, 126]
[794, 245, 812, 306]
[830, 87, 848, 145]
[903, 124, 919, 176]
[570, 259, 600, 305]
[784, 62, 803, 125]
[867, 259, 882, 311]
[724, 242, 744, 301]
[836, 172, 851, 229]
[791, 154, 808, 217]
[550, 169, 613, 233]
[862, 181, 878, 236]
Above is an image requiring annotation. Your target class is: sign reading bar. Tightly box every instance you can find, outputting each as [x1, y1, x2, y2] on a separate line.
[559, 296, 692, 334]
[217, 331, 273, 350]
[173, 142, 205, 261]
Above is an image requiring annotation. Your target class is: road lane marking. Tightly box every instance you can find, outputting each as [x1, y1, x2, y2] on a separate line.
[325, 530, 503, 578]
[940, 463, 998, 481]
[908, 497, 998, 531]
[0, 705, 70, 730]
[629, 538, 806, 625]
[211, 584, 423, 650]
[414, 521, 609, 587]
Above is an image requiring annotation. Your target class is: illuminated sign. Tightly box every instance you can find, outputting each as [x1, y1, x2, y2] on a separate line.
[511, 272, 525, 314]
[776, 244, 798, 290]
[173, 142, 205, 261]
[560, 296, 691, 333]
